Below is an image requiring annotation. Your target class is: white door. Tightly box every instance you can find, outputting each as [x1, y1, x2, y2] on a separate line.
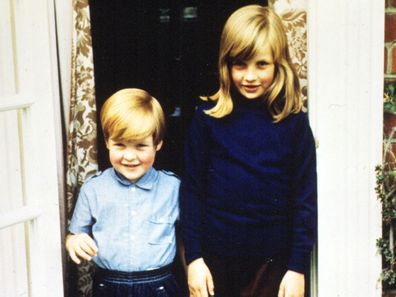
[307, 1, 383, 296]
[0, 0, 64, 296]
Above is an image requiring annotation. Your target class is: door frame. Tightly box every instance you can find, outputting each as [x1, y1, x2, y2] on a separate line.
[0, 0, 64, 296]
[307, 1, 384, 296]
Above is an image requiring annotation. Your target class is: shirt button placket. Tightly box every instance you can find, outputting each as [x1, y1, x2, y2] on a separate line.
[129, 185, 136, 267]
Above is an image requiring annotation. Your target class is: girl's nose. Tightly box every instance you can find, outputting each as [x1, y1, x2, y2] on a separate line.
[244, 67, 257, 81]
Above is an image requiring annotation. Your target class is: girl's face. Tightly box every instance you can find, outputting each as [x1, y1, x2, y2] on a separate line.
[230, 45, 275, 100]
[106, 136, 162, 183]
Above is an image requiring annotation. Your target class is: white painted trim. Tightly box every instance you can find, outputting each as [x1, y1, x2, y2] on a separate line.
[0, 206, 42, 230]
[307, 0, 383, 296]
[6, 0, 65, 296]
[54, 0, 73, 127]
[0, 0, 17, 95]
[0, 97, 33, 112]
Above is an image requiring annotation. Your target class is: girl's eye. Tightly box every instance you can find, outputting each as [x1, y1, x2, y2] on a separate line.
[232, 61, 246, 68]
[114, 143, 125, 147]
[257, 61, 269, 68]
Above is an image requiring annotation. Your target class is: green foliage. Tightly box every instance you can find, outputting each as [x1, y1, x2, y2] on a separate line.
[378, 236, 396, 285]
[384, 83, 396, 114]
[377, 91, 396, 287]
[376, 163, 396, 287]
[376, 165, 396, 224]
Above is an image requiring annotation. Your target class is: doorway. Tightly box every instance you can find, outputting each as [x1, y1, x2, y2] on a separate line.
[89, 0, 268, 174]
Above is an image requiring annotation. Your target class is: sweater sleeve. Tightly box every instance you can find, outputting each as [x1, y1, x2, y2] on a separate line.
[180, 106, 210, 264]
[287, 113, 318, 273]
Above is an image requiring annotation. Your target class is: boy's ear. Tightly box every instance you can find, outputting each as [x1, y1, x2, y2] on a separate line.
[156, 140, 163, 151]
[105, 139, 110, 149]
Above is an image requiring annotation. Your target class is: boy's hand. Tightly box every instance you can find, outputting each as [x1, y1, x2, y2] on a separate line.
[65, 233, 98, 264]
[187, 258, 214, 297]
[278, 270, 305, 297]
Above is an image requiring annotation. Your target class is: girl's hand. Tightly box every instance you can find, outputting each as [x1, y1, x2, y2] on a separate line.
[187, 258, 215, 297]
[278, 270, 305, 297]
[65, 233, 98, 264]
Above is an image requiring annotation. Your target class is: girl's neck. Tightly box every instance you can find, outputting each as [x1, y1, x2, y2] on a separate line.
[231, 90, 267, 109]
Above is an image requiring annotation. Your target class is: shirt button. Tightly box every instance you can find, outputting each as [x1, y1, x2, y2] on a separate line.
[131, 210, 137, 216]
[131, 187, 136, 192]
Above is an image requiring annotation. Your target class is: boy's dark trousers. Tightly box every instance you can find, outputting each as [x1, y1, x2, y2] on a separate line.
[92, 264, 185, 297]
[204, 254, 309, 297]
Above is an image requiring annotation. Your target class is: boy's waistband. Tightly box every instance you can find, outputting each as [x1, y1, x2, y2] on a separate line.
[95, 263, 173, 283]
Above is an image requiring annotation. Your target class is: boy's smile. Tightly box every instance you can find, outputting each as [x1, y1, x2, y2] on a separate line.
[106, 136, 162, 183]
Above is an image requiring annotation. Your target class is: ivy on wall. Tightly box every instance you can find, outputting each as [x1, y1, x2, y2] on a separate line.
[377, 83, 396, 289]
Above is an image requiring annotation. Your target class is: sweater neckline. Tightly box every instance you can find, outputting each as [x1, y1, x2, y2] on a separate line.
[232, 92, 267, 110]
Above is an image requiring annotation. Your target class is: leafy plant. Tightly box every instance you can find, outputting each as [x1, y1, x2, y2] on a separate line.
[376, 85, 396, 287]
[376, 159, 396, 286]
[384, 83, 396, 114]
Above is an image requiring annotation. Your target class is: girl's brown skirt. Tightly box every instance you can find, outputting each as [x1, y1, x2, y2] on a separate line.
[203, 253, 309, 297]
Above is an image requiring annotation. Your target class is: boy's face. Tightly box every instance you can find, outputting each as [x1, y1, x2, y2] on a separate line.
[230, 45, 275, 100]
[106, 136, 162, 183]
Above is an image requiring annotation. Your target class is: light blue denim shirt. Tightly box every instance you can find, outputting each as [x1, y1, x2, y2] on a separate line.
[69, 167, 180, 272]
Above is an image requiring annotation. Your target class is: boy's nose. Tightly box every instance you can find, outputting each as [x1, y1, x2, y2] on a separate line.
[123, 150, 137, 161]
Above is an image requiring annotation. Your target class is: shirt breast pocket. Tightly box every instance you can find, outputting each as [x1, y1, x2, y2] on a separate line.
[148, 216, 174, 245]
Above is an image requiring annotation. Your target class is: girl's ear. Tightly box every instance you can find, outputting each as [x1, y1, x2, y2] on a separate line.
[156, 140, 163, 151]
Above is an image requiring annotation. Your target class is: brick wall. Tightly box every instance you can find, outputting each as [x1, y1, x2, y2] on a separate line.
[385, 0, 396, 80]
[384, 2, 396, 297]
[385, 0, 396, 141]
[385, 0, 396, 146]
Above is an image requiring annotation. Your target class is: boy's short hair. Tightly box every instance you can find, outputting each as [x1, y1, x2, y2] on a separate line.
[100, 88, 165, 145]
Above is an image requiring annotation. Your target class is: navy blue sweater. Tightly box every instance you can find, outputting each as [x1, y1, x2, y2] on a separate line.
[180, 98, 317, 273]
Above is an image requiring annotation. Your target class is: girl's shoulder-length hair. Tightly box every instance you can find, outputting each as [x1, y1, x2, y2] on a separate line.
[204, 5, 303, 123]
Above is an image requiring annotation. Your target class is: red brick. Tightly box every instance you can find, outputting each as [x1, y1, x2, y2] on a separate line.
[386, 47, 389, 73]
[385, 14, 396, 42]
[385, 78, 396, 86]
[392, 0, 396, 7]
[392, 46, 396, 73]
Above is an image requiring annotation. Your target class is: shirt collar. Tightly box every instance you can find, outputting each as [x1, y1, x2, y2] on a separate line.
[111, 167, 157, 190]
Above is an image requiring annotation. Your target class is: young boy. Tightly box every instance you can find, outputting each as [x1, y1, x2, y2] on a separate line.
[66, 88, 183, 297]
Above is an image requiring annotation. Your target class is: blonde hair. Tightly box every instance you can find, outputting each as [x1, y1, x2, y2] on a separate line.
[100, 88, 165, 145]
[205, 5, 302, 122]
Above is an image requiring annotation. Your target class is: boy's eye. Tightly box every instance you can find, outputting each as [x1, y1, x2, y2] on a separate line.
[137, 143, 149, 148]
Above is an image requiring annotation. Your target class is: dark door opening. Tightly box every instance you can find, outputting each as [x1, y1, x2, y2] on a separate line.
[88, 3, 313, 297]
[89, 0, 267, 175]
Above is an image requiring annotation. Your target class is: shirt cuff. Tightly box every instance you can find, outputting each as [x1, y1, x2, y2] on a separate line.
[184, 244, 203, 265]
[287, 250, 311, 273]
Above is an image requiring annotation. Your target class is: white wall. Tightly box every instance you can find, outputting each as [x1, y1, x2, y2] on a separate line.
[308, 1, 384, 296]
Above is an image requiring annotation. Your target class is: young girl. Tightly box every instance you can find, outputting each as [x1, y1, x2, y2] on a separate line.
[180, 5, 317, 297]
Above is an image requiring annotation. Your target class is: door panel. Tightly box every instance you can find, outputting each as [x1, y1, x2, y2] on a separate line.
[0, 0, 64, 296]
